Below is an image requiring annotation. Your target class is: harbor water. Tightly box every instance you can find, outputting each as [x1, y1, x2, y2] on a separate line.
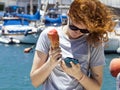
[0, 43, 118, 90]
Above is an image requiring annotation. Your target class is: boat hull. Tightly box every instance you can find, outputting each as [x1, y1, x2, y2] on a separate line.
[0, 24, 43, 44]
[104, 29, 120, 53]
[1, 32, 40, 44]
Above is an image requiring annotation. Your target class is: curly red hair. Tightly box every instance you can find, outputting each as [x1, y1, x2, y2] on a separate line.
[68, 0, 116, 46]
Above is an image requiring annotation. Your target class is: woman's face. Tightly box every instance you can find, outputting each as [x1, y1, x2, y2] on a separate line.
[67, 20, 89, 39]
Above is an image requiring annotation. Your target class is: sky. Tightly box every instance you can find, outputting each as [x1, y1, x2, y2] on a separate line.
[100, 0, 120, 8]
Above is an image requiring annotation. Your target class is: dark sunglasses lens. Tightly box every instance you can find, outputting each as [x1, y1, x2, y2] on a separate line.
[69, 25, 78, 31]
[80, 29, 89, 33]
[69, 25, 89, 33]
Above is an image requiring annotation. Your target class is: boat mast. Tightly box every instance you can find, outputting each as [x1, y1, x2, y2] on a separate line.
[30, 0, 33, 15]
[38, 0, 41, 10]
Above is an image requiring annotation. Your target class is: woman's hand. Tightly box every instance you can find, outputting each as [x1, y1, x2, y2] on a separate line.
[48, 47, 62, 68]
[61, 60, 83, 80]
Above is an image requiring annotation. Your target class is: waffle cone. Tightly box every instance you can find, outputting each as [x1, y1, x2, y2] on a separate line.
[48, 29, 59, 49]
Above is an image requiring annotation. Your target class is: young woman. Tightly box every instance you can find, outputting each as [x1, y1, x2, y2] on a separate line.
[30, 0, 115, 90]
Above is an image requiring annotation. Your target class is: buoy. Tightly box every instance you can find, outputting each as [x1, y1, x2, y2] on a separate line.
[109, 58, 120, 77]
[24, 45, 34, 53]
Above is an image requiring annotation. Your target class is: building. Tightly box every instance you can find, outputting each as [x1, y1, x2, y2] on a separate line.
[100, 0, 120, 8]
[0, 0, 17, 7]
[99, 0, 120, 16]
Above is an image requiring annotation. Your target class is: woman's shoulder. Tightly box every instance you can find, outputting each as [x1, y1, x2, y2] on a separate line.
[89, 43, 105, 53]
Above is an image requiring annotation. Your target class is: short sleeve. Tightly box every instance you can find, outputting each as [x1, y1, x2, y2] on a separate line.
[90, 44, 106, 67]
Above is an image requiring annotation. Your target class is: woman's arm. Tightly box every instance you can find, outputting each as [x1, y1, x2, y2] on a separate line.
[30, 49, 61, 88]
[79, 65, 103, 90]
[30, 50, 52, 87]
[61, 61, 104, 90]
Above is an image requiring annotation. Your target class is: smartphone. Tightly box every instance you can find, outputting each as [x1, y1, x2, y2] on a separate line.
[64, 57, 79, 67]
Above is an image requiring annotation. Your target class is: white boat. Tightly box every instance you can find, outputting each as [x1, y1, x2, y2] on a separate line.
[0, 14, 42, 44]
[0, 26, 40, 44]
[0, 36, 20, 44]
[104, 20, 120, 53]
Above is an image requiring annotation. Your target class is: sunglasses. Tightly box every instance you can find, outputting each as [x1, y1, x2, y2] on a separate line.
[69, 21, 89, 33]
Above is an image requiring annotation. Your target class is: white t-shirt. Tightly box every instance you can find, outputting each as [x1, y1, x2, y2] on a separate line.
[35, 26, 105, 90]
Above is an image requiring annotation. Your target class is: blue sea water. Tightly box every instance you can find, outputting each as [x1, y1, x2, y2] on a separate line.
[0, 43, 119, 90]
[0, 44, 42, 90]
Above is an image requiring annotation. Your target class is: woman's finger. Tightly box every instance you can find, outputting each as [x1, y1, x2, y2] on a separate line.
[70, 62, 80, 69]
[70, 61, 75, 67]
[49, 48, 61, 56]
[61, 60, 70, 70]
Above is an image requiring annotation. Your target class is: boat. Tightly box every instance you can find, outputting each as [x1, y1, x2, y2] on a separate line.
[0, 36, 20, 44]
[44, 8, 67, 26]
[0, 1, 68, 44]
[0, 1, 44, 44]
[104, 19, 120, 53]
[0, 16, 41, 44]
[0, 2, 41, 44]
